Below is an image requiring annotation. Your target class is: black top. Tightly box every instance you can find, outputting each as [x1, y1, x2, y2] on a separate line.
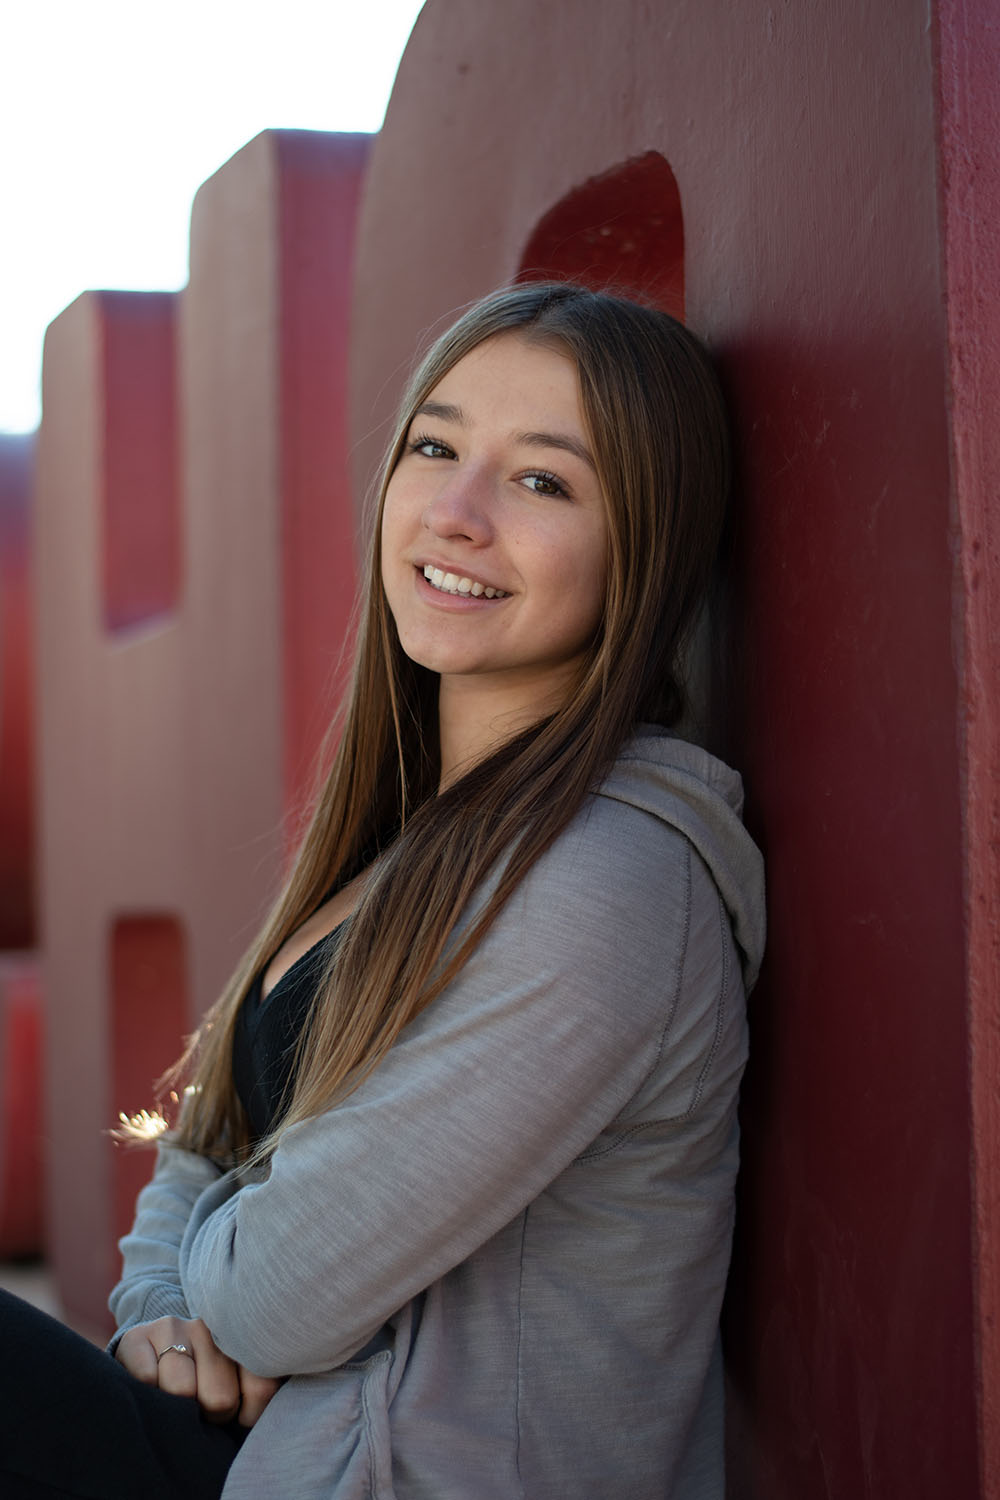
[232, 922, 345, 1141]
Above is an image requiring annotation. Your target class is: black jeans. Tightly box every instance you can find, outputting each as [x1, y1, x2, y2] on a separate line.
[0, 1290, 242, 1499]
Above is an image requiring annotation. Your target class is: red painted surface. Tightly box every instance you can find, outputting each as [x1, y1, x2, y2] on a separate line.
[276, 133, 367, 821]
[352, 2, 982, 1494]
[0, 957, 44, 1257]
[0, 437, 45, 1259]
[110, 916, 187, 1247]
[35, 131, 369, 1330]
[936, 0, 1000, 1492]
[519, 151, 684, 318]
[36, 290, 182, 1331]
[0, 434, 36, 950]
[101, 295, 179, 630]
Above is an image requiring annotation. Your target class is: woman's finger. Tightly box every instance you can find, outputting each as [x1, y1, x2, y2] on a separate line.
[114, 1323, 161, 1384]
[116, 1316, 198, 1388]
[114, 1315, 241, 1420]
[153, 1340, 199, 1400]
[236, 1368, 282, 1429]
[181, 1322, 241, 1422]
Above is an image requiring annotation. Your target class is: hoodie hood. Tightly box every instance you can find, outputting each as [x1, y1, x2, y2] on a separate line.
[599, 726, 766, 993]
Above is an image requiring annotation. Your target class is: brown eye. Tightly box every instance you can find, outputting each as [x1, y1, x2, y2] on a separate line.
[522, 471, 568, 498]
[408, 433, 455, 459]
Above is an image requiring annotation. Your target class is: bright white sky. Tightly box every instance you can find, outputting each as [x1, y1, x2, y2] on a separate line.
[0, 0, 426, 433]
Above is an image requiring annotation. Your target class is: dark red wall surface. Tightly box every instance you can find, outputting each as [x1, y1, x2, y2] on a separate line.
[0, 434, 43, 1257]
[938, 0, 1000, 1492]
[349, 2, 993, 1494]
[0, 434, 36, 948]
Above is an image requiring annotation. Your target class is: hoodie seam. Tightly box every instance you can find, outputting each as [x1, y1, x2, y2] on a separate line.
[684, 886, 730, 1116]
[647, 835, 691, 1072]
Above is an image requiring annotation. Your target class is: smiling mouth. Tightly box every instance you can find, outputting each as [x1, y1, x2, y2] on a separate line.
[422, 564, 509, 599]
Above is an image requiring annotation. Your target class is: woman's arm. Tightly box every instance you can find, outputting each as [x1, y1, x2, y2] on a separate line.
[179, 792, 746, 1378]
[108, 1138, 229, 1339]
[109, 1139, 282, 1427]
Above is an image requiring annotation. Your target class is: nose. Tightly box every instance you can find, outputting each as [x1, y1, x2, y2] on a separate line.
[421, 462, 495, 545]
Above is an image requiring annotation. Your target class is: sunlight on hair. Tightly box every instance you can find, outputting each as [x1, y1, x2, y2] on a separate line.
[116, 1085, 200, 1141]
[117, 1108, 168, 1141]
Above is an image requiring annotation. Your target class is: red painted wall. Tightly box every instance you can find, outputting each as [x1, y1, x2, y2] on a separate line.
[0, 434, 36, 950]
[519, 151, 685, 319]
[37, 288, 185, 1329]
[100, 298, 179, 631]
[937, 0, 1000, 1491]
[276, 134, 365, 819]
[110, 917, 188, 1247]
[0, 959, 43, 1257]
[349, 2, 989, 1494]
[0, 434, 44, 1257]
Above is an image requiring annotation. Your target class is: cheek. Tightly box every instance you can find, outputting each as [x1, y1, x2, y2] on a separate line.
[562, 530, 608, 625]
[380, 486, 411, 575]
[380, 487, 399, 548]
[577, 565, 608, 641]
[539, 541, 607, 654]
[378, 508, 410, 621]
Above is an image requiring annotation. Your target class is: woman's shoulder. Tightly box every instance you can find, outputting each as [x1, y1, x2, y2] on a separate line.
[601, 724, 748, 821]
[444, 728, 761, 1064]
[539, 726, 765, 995]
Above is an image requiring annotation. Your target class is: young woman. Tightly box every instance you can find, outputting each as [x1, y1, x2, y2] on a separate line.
[0, 281, 764, 1499]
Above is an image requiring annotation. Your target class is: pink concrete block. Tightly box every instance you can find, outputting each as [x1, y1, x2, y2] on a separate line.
[36, 289, 182, 1332]
[0, 956, 44, 1257]
[110, 916, 188, 1248]
[35, 132, 369, 1333]
[274, 133, 368, 818]
[100, 296, 179, 631]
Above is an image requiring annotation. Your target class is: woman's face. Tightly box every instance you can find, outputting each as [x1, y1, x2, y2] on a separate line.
[380, 332, 608, 720]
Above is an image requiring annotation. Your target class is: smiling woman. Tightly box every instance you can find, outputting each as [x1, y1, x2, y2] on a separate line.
[381, 333, 609, 779]
[0, 283, 764, 1500]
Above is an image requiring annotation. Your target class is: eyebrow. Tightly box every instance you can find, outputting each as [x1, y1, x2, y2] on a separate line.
[412, 401, 597, 472]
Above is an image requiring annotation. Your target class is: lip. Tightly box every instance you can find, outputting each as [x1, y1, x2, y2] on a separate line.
[413, 562, 512, 607]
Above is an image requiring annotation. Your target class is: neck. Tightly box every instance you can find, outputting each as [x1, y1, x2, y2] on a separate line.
[436, 669, 579, 790]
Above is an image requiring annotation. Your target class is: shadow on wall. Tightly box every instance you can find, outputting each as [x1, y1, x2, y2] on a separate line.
[518, 150, 685, 319]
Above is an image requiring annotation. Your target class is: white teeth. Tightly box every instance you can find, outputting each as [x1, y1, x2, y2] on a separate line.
[422, 564, 507, 599]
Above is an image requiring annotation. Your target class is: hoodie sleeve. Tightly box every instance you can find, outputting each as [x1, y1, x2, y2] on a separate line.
[108, 1138, 228, 1341]
[177, 789, 747, 1377]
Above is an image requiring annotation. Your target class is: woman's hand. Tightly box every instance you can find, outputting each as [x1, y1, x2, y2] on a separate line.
[115, 1316, 281, 1427]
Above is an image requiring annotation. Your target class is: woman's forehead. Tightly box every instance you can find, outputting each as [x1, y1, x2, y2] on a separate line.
[421, 332, 585, 432]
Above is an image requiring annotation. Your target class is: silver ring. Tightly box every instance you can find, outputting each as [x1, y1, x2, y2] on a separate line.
[156, 1342, 194, 1361]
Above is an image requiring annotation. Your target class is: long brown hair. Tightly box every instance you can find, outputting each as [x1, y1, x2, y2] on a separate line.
[162, 282, 731, 1162]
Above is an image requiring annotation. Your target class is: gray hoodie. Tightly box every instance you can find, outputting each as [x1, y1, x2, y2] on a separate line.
[110, 728, 765, 1499]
